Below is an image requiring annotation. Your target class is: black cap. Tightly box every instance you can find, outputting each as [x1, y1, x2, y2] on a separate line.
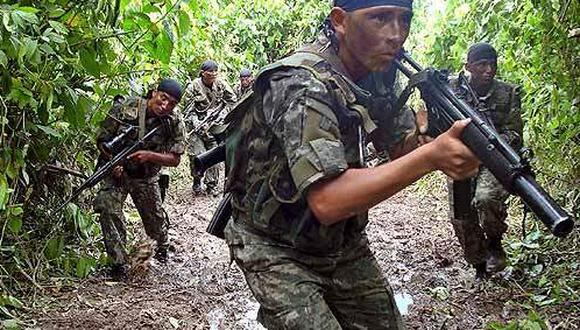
[467, 42, 497, 63]
[200, 60, 218, 72]
[157, 79, 183, 102]
[334, 0, 413, 11]
[239, 68, 252, 77]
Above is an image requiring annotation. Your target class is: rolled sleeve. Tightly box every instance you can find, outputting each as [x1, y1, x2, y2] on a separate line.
[168, 114, 187, 155]
[263, 69, 348, 194]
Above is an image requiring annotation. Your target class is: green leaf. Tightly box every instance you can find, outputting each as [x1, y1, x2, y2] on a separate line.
[76, 257, 96, 278]
[79, 48, 100, 77]
[45, 236, 64, 260]
[0, 294, 23, 309]
[1, 319, 20, 330]
[0, 175, 8, 210]
[48, 20, 68, 35]
[155, 29, 173, 64]
[16, 6, 40, 14]
[8, 217, 22, 235]
[0, 50, 7, 68]
[37, 125, 60, 137]
[178, 10, 192, 36]
[9, 206, 23, 216]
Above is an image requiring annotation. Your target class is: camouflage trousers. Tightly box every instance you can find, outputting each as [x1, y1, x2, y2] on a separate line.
[188, 133, 219, 189]
[449, 167, 509, 265]
[94, 174, 169, 266]
[229, 242, 404, 329]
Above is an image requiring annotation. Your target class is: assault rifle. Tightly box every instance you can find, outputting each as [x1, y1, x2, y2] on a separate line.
[394, 51, 574, 237]
[203, 52, 574, 239]
[52, 125, 162, 214]
[187, 101, 227, 137]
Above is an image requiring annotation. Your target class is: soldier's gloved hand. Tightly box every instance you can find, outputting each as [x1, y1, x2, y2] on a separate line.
[128, 150, 153, 163]
[112, 165, 124, 178]
[428, 119, 480, 180]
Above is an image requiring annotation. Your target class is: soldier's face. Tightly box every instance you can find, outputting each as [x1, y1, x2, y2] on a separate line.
[333, 6, 411, 79]
[240, 76, 253, 88]
[149, 91, 178, 117]
[466, 59, 497, 87]
[202, 70, 218, 86]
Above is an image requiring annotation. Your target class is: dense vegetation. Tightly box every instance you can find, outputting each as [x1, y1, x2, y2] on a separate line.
[0, 0, 577, 328]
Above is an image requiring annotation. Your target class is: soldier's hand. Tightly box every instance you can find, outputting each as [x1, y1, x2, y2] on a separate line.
[416, 109, 432, 146]
[128, 150, 153, 163]
[429, 119, 480, 180]
[112, 165, 124, 178]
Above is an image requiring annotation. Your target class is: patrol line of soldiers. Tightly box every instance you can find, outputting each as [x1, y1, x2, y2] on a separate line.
[181, 60, 254, 196]
[91, 0, 527, 327]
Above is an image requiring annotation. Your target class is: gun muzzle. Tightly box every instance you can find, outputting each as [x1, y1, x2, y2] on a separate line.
[193, 144, 226, 176]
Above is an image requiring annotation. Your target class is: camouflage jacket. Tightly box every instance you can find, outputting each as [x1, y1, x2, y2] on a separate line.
[182, 77, 237, 132]
[234, 83, 253, 99]
[451, 77, 524, 149]
[96, 96, 186, 178]
[225, 35, 416, 254]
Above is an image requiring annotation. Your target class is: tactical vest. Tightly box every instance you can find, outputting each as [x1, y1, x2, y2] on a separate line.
[223, 51, 390, 253]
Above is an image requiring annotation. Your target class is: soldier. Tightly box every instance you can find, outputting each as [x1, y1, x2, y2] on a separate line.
[223, 1, 480, 328]
[449, 42, 524, 279]
[94, 79, 186, 280]
[234, 68, 254, 98]
[182, 60, 237, 195]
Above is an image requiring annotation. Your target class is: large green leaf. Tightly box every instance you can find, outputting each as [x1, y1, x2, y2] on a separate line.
[155, 28, 173, 64]
[79, 48, 100, 77]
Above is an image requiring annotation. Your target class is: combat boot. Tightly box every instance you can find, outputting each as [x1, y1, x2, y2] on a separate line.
[192, 178, 203, 195]
[154, 245, 168, 263]
[110, 264, 128, 281]
[474, 262, 489, 281]
[486, 239, 507, 273]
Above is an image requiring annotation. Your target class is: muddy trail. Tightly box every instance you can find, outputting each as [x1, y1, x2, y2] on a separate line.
[25, 174, 566, 329]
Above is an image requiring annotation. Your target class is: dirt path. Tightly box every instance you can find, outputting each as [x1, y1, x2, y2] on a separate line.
[26, 174, 554, 329]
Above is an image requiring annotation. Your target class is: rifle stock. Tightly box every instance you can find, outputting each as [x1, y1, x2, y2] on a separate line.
[394, 52, 574, 237]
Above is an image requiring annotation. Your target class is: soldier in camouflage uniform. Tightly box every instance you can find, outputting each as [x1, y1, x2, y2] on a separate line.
[94, 79, 186, 280]
[448, 43, 524, 279]
[234, 68, 254, 98]
[223, 1, 480, 328]
[182, 60, 237, 195]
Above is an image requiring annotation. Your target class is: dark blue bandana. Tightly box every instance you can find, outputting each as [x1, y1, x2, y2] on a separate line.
[334, 0, 413, 11]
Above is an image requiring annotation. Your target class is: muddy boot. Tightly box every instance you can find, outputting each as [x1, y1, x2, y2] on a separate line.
[192, 178, 203, 196]
[154, 245, 168, 263]
[110, 264, 128, 281]
[486, 240, 507, 273]
[474, 262, 489, 281]
[206, 185, 220, 197]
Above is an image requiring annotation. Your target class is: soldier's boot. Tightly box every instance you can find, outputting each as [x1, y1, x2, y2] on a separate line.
[192, 178, 203, 195]
[486, 239, 507, 273]
[474, 262, 489, 281]
[110, 264, 129, 281]
[154, 245, 168, 263]
[206, 185, 220, 197]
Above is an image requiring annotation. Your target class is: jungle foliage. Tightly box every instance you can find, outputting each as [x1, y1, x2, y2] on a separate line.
[0, 0, 578, 328]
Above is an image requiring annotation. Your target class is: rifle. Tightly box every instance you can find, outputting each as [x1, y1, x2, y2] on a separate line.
[189, 144, 230, 238]
[394, 51, 574, 237]
[52, 125, 162, 214]
[187, 101, 227, 137]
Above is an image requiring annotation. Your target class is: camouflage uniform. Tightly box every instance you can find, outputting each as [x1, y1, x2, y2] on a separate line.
[182, 77, 237, 190]
[449, 78, 524, 265]
[94, 96, 186, 267]
[224, 34, 415, 329]
[234, 83, 252, 99]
